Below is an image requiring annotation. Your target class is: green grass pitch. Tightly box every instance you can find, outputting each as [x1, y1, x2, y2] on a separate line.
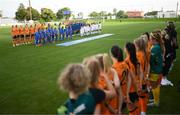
[0, 21, 180, 114]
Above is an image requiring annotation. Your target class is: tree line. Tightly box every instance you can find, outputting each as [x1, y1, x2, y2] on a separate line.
[88, 8, 128, 19]
[16, 3, 165, 22]
[15, 4, 131, 22]
[15, 3, 71, 22]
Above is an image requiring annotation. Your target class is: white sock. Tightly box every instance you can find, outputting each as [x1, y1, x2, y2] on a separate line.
[141, 112, 146, 115]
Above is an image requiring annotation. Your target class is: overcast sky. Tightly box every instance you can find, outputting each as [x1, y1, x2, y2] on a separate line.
[0, 0, 180, 17]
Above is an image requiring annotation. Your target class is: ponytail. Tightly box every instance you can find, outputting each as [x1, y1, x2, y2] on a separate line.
[111, 45, 123, 62]
[125, 42, 138, 75]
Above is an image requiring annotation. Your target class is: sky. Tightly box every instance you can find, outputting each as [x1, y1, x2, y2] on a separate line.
[0, 0, 180, 18]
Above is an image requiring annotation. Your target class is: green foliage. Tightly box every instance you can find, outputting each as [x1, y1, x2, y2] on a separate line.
[89, 11, 100, 19]
[15, 3, 41, 21]
[56, 7, 71, 20]
[15, 3, 27, 21]
[100, 11, 107, 17]
[39, 18, 45, 23]
[116, 10, 127, 19]
[26, 7, 40, 20]
[145, 11, 158, 16]
[107, 13, 112, 16]
[41, 8, 56, 22]
[89, 11, 108, 19]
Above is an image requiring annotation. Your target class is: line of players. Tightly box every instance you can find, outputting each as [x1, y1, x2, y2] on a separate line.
[11, 24, 35, 47]
[11, 22, 102, 47]
[80, 23, 102, 36]
[34, 24, 73, 46]
[57, 22, 178, 115]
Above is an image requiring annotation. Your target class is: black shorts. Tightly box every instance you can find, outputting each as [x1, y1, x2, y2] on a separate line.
[31, 34, 34, 37]
[129, 92, 139, 103]
[20, 35, 24, 38]
[13, 35, 16, 39]
[139, 84, 148, 98]
[26, 35, 30, 38]
[142, 84, 147, 92]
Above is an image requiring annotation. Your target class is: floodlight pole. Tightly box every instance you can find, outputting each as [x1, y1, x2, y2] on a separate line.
[29, 0, 32, 20]
[176, 2, 179, 18]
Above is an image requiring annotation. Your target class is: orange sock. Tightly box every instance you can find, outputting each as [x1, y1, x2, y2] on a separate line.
[139, 97, 147, 113]
[129, 101, 140, 115]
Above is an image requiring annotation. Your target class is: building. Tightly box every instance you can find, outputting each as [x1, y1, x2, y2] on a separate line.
[107, 15, 116, 19]
[77, 12, 83, 19]
[157, 11, 177, 18]
[126, 11, 144, 18]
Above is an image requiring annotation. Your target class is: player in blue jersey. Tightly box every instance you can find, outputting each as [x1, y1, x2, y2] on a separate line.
[51, 27, 55, 42]
[68, 25, 73, 39]
[34, 28, 40, 46]
[71, 23, 75, 34]
[47, 24, 52, 43]
[39, 28, 43, 44]
[42, 28, 47, 44]
[60, 26, 65, 40]
[58, 23, 62, 41]
[54, 27, 58, 42]
[65, 25, 69, 39]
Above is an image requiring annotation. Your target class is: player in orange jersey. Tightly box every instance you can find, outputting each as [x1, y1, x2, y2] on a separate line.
[110, 45, 129, 114]
[14, 25, 20, 46]
[124, 42, 144, 115]
[24, 24, 30, 44]
[134, 37, 149, 115]
[11, 25, 17, 47]
[29, 25, 35, 43]
[96, 53, 122, 114]
[19, 25, 25, 45]
[34, 24, 39, 32]
[82, 56, 116, 115]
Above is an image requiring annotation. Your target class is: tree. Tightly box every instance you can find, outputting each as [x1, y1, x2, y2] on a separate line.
[144, 11, 158, 16]
[41, 8, 56, 22]
[107, 13, 112, 16]
[116, 10, 124, 19]
[116, 10, 127, 19]
[113, 8, 117, 15]
[15, 3, 27, 21]
[56, 7, 71, 19]
[100, 11, 107, 19]
[26, 7, 40, 20]
[89, 11, 99, 18]
[123, 14, 128, 18]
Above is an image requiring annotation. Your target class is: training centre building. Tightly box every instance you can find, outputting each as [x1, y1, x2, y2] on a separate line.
[157, 11, 177, 18]
[126, 11, 144, 18]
